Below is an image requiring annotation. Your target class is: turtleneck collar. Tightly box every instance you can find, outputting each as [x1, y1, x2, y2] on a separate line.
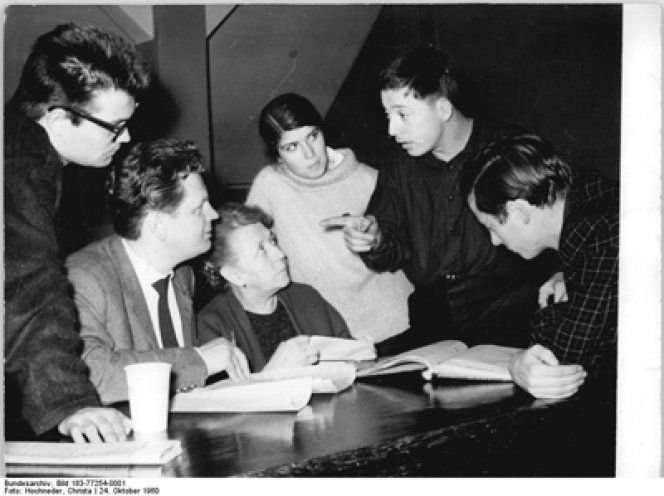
[276, 147, 359, 188]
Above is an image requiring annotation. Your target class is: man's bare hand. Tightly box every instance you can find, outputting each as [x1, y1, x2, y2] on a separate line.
[538, 271, 568, 308]
[319, 214, 381, 253]
[58, 407, 132, 443]
[509, 344, 586, 399]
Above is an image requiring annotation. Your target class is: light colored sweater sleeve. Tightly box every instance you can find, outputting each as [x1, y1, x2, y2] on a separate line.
[246, 167, 275, 215]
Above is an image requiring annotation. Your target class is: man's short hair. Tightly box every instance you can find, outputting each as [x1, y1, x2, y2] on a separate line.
[467, 134, 573, 222]
[379, 46, 459, 105]
[13, 23, 151, 120]
[109, 139, 205, 240]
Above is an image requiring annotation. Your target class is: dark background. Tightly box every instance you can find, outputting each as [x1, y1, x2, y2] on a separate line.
[5, 5, 621, 242]
[325, 5, 621, 182]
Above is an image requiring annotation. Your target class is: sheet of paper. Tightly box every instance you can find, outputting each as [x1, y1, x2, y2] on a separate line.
[310, 336, 377, 361]
[251, 362, 356, 393]
[170, 377, 313, 412]
[4, 440, 182, 466]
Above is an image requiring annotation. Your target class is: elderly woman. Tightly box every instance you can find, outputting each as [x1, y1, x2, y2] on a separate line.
[197, 203, 351, 372]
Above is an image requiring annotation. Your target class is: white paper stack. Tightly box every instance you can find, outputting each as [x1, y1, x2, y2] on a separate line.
[310, 336, 377, 361]
[4, 439, 182, 466]
[170, 377, 313, 412]
[251, 362, 356, 393]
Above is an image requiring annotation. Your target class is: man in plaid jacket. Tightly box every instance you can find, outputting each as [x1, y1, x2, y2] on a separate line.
[466, 134, 618, 399]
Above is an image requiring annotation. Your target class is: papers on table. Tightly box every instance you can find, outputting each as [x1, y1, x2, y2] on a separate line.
[310, 336, 377, 361]
[171, 377, 312, 413]
[252, 362, 356, 393]
[170, 362, 356, 413]
[4, 440, 182, 466]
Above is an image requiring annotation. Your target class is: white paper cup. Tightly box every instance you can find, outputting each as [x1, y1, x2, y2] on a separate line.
[125, 362, 172, 433]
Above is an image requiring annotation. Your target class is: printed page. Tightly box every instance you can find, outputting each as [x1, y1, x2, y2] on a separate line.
[429, 344, 521, 381]
[356, 340, 468, 377]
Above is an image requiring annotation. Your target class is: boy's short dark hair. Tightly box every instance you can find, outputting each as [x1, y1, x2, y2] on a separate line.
[468, 134, 573, 221]
[14, 23, 151, 120]
[109, 139, 205, 239]
[379, 46, 459, 105]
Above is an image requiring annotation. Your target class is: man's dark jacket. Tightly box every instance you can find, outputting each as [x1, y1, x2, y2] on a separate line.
[4, 104, 100, 437]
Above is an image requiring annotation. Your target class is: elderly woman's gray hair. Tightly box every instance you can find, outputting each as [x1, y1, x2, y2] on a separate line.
[203, 202, 274, 289]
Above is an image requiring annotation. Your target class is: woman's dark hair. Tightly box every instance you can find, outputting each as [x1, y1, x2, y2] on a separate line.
[258, 93, 323, 162]
[468, 134, 573, 222]
[108, 138, 204, 239]
[203, 202, 274, 290]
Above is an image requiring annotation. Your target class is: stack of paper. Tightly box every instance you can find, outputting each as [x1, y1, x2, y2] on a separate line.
[170, 377, 313, 412]
[310, 336, 377, 361]
[252, 362, 356, 393]
[5, 440, 182, 467]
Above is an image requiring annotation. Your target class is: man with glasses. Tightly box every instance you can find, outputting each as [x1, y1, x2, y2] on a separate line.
[47, 105, 132, 144]
[5, 23, 150, 442]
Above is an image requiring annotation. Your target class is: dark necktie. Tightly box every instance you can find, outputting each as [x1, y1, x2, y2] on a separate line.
[152, 275, 179, 348]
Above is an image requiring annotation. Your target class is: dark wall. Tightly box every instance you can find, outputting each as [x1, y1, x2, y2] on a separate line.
[325, 5, 622, 180]
[207, 5, 380, 187]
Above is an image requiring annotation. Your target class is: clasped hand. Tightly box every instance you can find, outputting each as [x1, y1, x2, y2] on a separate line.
[509, 344, 587, 399]
[319, 214, 381, 253]
[538, 271, 568, 308]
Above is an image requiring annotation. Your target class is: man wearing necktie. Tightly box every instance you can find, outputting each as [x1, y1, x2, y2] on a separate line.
[66, 138, 250, 404]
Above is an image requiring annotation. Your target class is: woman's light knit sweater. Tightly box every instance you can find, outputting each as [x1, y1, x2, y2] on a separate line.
[246, 147, 413, 342]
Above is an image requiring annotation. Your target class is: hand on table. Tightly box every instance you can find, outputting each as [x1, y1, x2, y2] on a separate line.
[509, 344, 586, 399]
[198, 337, 251, 381]
[264, 335, 320, 371]
[58, 407, 132, 443]
[319, 214, 381, 253]
[538, 271, 568, 308]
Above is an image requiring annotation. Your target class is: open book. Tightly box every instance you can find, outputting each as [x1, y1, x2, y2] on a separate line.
[356, 340, 521, 382]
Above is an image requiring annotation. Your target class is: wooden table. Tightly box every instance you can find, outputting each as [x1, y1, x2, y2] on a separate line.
[6, 372, 614, 477]
[159, 372, 615, 477]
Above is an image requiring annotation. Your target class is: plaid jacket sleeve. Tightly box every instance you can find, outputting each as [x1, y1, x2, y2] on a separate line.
[531, 211, 618, 371]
